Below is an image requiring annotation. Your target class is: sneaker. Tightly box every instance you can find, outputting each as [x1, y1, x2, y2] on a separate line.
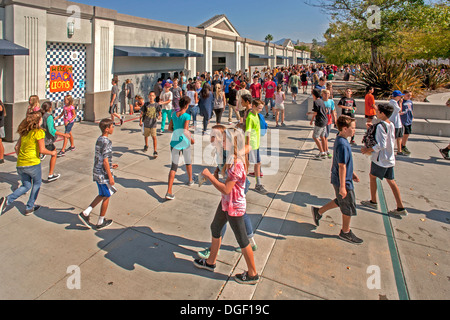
[313, 153, 323, 161]
[397, 151, 406, 157]
[265, 113, 269, 118]
[165, 193, 175, 200]
[193, 258, 216, 272]
[439, 149, 450, 160]
[25, 205, 41, 216]
[311, 206, 323, 227]
[120, 118, 124, 126]
[235, 272, 260, 285]
[402, 146, 411, 155]
[78, 213, 93, 229]
[389, 208, 409, 217]
[197, 248, 211, 260]
[350, 140, 356, 145]
[66, 146, 76, 152]
[255, 184, 268, 195]
[327, 152, 333, 159]
[39, 154, 46, 161]
[47, 174, 61, 182]
[96, 219, 114, 230]
[339, 230, 364, 245]
[57, 150, 66, 158]
[281, 123, 287, 127]
[187, 180, 195, 187]
[153, 151, 158, 158]
[361, 200, 378, 210]
[0, 197, 7, 214]
[276, 124, 280, 128]
[235, 244, 258, 253]
[144, 145, 149, 152]
[248, 172, 264, 178]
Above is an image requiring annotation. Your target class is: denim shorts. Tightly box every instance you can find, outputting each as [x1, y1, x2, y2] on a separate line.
[65, 121, 75, 134]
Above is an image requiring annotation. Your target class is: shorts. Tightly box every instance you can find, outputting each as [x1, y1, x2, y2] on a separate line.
[333, 184, 357, 217]
[403, 125, 412, 135]
[97, 182, 116, 198]
[302, 81, 308, 87]
[265, 98, 275, 108]
[0, 126, 5, 139]
[45, 144, 56, 152]
[109, 104, 118, 114]
[370, 162, 395, 181]
[143, 127, 157, 138]
[291, 87, 298, 94]
[170, 146, 192, 170]
[248, 148, 261, 164]
[394, 127, 404, 139]
[313, 126, 327, 139]
[274, 104, 285, 111]
[127, 98, 135, 106]
[65, 121, 75, 134]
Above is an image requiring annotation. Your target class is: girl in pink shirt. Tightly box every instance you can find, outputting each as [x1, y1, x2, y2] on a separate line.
[55, 95, 76, 157]
[194, 128, 259, 285]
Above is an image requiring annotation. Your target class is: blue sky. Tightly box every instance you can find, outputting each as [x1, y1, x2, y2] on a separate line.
[75, 0, 329, 43]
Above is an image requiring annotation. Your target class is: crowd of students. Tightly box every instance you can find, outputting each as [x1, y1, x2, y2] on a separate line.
[0, 63, 449, 286]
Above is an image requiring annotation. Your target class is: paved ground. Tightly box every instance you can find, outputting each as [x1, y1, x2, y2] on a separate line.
[0, 93, 449, 302]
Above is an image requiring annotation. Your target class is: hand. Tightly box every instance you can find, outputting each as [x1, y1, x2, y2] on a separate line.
[191, 138, 195, 145]
[361, 147, 370, 155]
[52, 150, 58, 157]
[109, 177, 115, 186]
[339, 187, 347, 199]
[112, 164, 119, 170]
[139, 122, 143, 127]
[353, 174, 360, 183]
[65, 133, 71, 139]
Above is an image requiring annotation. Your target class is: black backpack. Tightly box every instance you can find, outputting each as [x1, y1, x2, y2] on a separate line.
[362, 122, 387, 149]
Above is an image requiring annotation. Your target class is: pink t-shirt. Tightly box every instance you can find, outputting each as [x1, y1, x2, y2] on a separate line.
[222, 161, 247, 217]
[63, 105, 76, 124]
[263, 81, 276, 98]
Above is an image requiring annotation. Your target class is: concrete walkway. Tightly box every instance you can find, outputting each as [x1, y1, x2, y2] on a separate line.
[426, 92, 450, 105]
[0, 93, 449, 301]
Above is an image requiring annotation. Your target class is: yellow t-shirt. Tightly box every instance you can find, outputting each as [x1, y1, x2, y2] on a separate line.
[17, 129, 45, 167]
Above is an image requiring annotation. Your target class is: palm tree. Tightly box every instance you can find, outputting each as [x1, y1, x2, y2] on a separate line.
[265, 34, 273, 43]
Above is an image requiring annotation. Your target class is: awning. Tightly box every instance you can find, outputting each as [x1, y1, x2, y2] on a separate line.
[249, 53, 275, 59]
[0, 39, 29, 56]
[277, 55, 290, 60]
[114, 46, 203, 58]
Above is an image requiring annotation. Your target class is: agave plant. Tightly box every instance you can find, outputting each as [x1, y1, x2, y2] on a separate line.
[357, 56, 423, 99]
[415, 63, 450, 90]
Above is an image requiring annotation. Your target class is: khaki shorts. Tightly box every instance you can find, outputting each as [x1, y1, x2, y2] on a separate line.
[144, 127, 157, 138]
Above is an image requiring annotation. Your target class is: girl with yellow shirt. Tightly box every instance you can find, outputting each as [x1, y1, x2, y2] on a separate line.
[0, 112, 57, 216]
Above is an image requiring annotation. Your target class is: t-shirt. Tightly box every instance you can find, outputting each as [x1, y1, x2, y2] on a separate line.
[250, 83, 262, 98]
[338, 97, 356, 117]
[312, 99, 328, 127]
[331, 135, 354, 190]
[17, 129, 45, 167]
[0, 105, 5, 128]
[263, 81, 276, 98]
[171, 87, 183, 107]
[290, 75, 300, 88]
[401, 100, 414, 126]
[365, 93, 376, 116]
[372, 121, 396, 168]
[301, 74, 308, 82]
[170, 112, 191, 150]
[93, 136, 113, 184]
[323, 99, 335, 125]
[223, 78, 233, 94]
[127, 82, 135, 99]
[160, 91, 173, 110]
[274, 91, 284, 106]
[246, 111, 261, 151]
[141, 102, 161, 128]
[388, 99, 402, 129]
[228, 88, 237, 106]
[111, 85, 119, 106]
[221, 161, 247, 217]
[63, 105, 76, 124]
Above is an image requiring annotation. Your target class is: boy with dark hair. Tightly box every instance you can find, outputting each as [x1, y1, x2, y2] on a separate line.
[140, 91, 161, 157]
[361, 104, 408, 216]
[311, 115, 363, 244]
[79, 118, 118, 230]
[338, 88, 357, 144]
[309, 89, 328, 160]
[400, 91, 413, 156]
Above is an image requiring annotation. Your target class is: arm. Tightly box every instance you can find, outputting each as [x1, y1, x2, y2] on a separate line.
[184, 120, 194, 144]
[103, 158, 115, 186]
[37, 139, 57, 156]
[338, 163, 347, 199]
[201, 168, 236, 196]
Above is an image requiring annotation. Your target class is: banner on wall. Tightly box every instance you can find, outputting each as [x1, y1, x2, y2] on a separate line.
[49, 65, 74, 93]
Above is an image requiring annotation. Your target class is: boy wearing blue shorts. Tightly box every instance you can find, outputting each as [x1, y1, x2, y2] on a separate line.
[79, 119, 118, 230]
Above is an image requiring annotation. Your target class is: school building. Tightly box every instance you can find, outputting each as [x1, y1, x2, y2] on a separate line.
[0, 0, 310, 141]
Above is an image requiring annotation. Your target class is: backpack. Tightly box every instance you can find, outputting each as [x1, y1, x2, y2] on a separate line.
[258, 113, 268, 137]
[362, 122, 387, 149]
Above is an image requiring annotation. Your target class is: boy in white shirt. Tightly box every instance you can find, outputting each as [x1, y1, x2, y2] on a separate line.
[361, 103, 408, 217]
[389, 90, 406, 156]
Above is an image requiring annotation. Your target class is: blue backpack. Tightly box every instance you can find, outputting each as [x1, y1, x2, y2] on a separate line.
[258, 113, 268, 136]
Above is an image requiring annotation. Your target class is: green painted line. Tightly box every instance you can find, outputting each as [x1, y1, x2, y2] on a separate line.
[377, 179, 410, 300]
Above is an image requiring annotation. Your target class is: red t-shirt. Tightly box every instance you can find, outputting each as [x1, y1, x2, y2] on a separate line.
[250, 83, 262, 98]
[263, 81, 276, 98]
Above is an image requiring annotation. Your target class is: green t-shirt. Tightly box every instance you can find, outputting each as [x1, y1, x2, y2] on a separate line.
[246, 112, 260, 151]
[290, 75, 299, 88]
[170, 112, 191, 150]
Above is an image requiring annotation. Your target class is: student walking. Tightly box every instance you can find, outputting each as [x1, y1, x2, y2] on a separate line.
[365, 86, 377, 129]
[311, 115, 363, 244]
[41, 102, 70, 182]
[159, 83, 173, 134]
[78, 118, 118, 230]
[263, 75, 276, 118]
[309, 89, 328, 160]
[227, 82, 240, 125]
[338, 88, 357, 144]
[198, 83, 214, 135]
[109, 79, 123, 126]
[274, 84, 286, 127]
[140, 92, 161, 158]
[0, 99, 5, 164]
[289, 71, 300, 103]
[361, 104, 408, 217]
[400, 91, 414, 156]
[389, 91, 406, 157]
[55, 95, 77, 158]
[213, 83, 226, 125]
[165, 96, 195, 200]
[0, 112, 57, 216]
[194, 128, 259, 285]
[185, 84, 199, 129]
